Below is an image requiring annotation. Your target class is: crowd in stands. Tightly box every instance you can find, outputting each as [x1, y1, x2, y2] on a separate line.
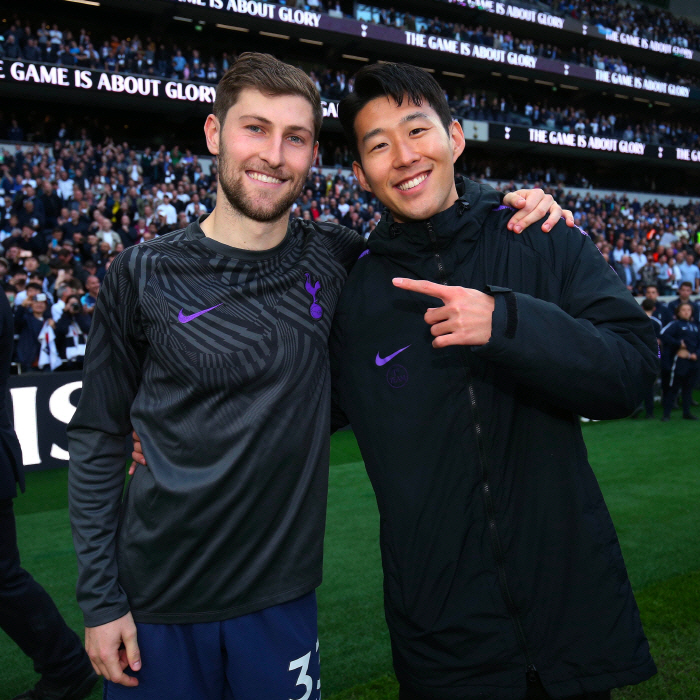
[366, 0, 700, 56]
[0, 16, 357, 103]
[3, 1, 700, 99]
[0, 18, 235, 85]
[440, 0, 700, 53]
[520, 181, 700, 299]
[0, 138, 220, 372]
[359, 5, 700, 90]
[452, 92, 700, 150]
[546, 0, 700, 52]
[1, 131, 699, 374]
[5, 68, 700, 158]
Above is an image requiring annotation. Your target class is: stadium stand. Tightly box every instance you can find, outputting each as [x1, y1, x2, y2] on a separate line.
[1, 138, 698, 374]
[1, 8, 698, 92]
[357, 4, 700, 89]
[1, 0, 700, 372]
[2, 6, 700, 700]
[539, 0, 700, 50]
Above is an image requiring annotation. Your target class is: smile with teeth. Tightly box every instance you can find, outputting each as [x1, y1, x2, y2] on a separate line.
[248, 171, 285, 184]
[397, 172, 429, 191]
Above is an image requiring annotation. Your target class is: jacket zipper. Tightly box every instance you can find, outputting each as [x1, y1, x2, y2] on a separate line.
[426, 217, 537, 682]
[466, 368, 537, 681]
[425, 221, 448, 284]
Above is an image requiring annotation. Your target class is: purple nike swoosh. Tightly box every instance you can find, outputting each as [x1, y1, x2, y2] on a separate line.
[375, 344, 411, 366]
[178, 303, 223, 323]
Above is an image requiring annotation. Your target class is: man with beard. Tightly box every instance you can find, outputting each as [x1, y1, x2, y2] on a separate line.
[69, 53, 569, 700]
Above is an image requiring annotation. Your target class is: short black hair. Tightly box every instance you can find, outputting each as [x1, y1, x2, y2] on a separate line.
[640, 299, 655, 312]
[679, 281, 693, 290]
[339, 62, 453, 163]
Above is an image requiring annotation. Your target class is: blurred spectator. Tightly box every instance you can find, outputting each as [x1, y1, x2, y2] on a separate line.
[80, 275, 100, 315]
[156, 194, 178, 225]
[660, 301, 700, 421]
[117, 215, 138, 248]
[13, 280, 42, 309]
[14, 292, 50, 372]
[614, 255, 636, 292]
[679, 253, 700, 292]
[635, 298, 662, 419]
[53, 293, 90, 370]
[56, 171, 74, 201]
[668, 282, 700, 322]
[94, 216, 123, 252]
[51, 283, 74, 323]
[630, 243, 648, 276]
[644, 284, 672, 326]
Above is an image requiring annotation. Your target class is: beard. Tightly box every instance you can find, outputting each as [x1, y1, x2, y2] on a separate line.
[217, 149, 305, 223]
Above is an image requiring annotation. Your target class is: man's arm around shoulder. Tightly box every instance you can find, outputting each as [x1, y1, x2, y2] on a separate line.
[473, 221, 659, 418]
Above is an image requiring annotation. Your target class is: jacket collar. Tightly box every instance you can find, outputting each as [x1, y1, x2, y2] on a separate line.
[367, 177, 502, 255]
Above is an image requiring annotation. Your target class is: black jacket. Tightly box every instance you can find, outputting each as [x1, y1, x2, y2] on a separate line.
[14, 306, 46, 369]
[660, 319, 700, 377]
[0, 293, 24, 499]
[330, 178, 658, 699]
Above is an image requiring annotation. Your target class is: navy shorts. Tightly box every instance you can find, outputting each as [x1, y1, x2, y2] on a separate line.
[104, 591, 320, 700]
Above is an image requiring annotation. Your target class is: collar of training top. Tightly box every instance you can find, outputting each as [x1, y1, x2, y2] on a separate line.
[181, 215, 299, 262]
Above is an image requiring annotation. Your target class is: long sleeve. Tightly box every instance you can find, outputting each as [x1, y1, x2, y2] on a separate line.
[67, 250, 148, 627]
[660, 322, 681, 353]
[55, 311, 74, 338]
[474, 224, 659, 419]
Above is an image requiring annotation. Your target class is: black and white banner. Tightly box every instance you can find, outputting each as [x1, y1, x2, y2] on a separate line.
[0, 58, 341, 118]
[0, 59, 217, 104]
[488, 122, 700, 166]
[163, 0, 698, 101]
[447, 0, 697, 62]
[8, 371, 82, 472]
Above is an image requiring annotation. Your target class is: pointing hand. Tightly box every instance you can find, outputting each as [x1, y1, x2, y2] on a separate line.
[393, 278, 494, 348]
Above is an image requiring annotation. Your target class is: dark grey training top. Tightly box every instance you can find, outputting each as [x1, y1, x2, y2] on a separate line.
[68, 217, 364, 627]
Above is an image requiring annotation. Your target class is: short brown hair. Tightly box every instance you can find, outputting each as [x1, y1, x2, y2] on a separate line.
[214, 53, 322, 140]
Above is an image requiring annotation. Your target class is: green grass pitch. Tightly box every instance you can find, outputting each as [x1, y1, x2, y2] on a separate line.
[2, 406, 699, 699]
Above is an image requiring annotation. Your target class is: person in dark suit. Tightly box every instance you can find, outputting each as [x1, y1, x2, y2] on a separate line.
[0, 292, 97, 700]
[613, 254, 637, 292]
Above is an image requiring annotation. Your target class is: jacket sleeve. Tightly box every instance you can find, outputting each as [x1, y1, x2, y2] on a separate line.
[660, 322, 681, 352]
[55, 311, 73, 337]
[67, 250, 147, 627]
[77, 313, 92, 335]
[14, 306, 28, 333]
[473, 224, 659, 419]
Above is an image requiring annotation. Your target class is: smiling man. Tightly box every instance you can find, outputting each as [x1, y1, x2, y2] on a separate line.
[332, 63, 659, 700]
[68, 54, 571, 700]
[68, 54, 357, 700]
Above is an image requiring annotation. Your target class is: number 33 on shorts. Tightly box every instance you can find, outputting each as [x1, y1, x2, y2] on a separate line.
[289, 638, 321, 700]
